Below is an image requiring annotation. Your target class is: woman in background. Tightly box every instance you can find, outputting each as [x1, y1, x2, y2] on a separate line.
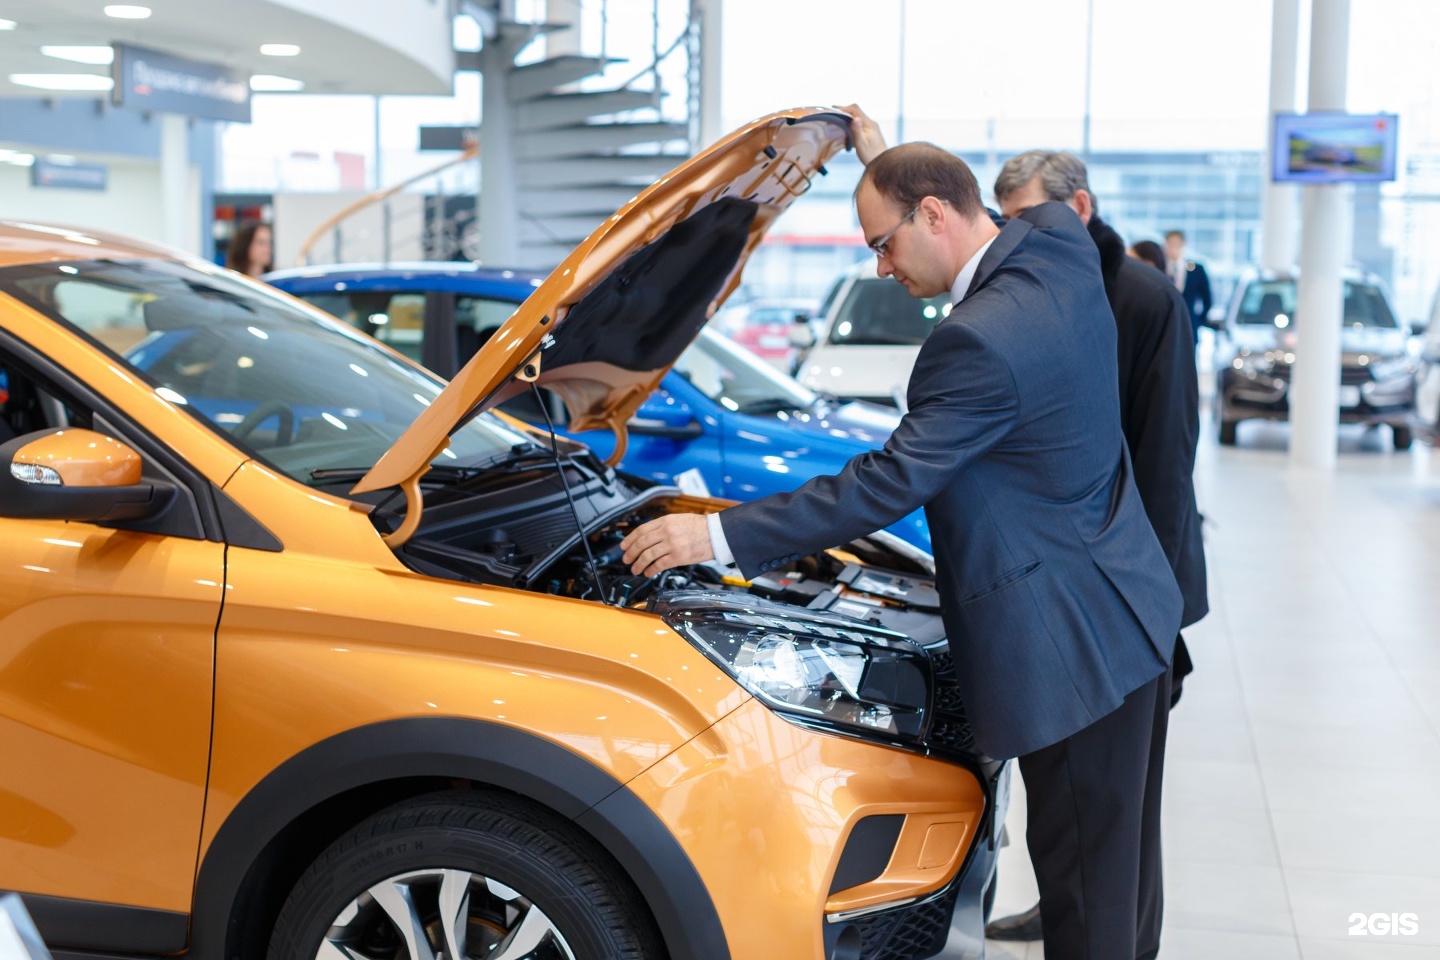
[226, 221, 274, 277]
[1127, 239, 1167, 274]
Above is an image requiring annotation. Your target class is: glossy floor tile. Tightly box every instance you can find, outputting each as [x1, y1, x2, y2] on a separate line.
[972, 424, 1440, 959]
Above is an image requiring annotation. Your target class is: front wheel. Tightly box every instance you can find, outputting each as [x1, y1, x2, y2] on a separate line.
[1218, 418, 1238, 445]
[267, 791, 664, 960]
[1393, 425, 1413, 450]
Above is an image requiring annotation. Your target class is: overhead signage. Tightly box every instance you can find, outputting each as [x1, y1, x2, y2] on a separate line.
[419, 125, 478, 151]
[111, 42, 251, 123]
[31, 157, 108, 191]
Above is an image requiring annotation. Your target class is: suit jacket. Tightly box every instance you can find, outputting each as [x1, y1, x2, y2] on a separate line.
[720, 202, 1183, 760]
[1091, 216, 1208, 627]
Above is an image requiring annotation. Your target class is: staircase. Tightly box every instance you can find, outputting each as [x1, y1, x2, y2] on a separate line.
[472, 0, 696, 269]
[294, 0, 700, 272]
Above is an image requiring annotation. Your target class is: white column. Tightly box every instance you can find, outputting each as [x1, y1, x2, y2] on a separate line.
[1289, 0, 1350, 470]
[478, 30, 521, 266]
[545, 0, 583, 58]
[159, 112, 191, 253]
[1262, 0, 1301, 270]
[694, 0, 723, 149]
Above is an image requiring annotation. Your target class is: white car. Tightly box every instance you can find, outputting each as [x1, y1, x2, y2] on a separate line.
[1417, 290, 1440, 434]
[794, 263, 951, 407]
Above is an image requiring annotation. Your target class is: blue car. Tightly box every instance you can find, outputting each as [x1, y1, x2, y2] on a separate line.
[265, 263, 931, 558]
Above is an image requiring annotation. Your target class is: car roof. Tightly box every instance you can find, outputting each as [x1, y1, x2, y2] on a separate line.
[0, 220, 181, 268]
[263, 262, 546, 299]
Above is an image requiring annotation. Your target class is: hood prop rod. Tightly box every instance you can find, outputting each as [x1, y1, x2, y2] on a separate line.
[528, 378, 608, 605]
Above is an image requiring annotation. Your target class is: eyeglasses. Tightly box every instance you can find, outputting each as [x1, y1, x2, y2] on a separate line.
[869, 204, 919, 258]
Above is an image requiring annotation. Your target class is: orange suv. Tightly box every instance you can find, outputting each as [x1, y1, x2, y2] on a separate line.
[0, 109, 1002, 960]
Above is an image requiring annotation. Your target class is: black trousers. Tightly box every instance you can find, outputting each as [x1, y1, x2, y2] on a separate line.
[1017, 664, 1172, 960]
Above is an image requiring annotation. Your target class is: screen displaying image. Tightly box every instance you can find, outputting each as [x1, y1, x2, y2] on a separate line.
[1273, 112, 1399, 183]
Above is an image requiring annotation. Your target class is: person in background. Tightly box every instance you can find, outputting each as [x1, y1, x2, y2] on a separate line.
[986, 151, 1207, 953]
[226, 221, 274, 278]
[1129, 239, 1168, 274]
[1165, 229, 1212, 343]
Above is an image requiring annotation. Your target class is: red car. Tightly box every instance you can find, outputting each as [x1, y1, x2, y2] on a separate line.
[716, 297, 819, 370]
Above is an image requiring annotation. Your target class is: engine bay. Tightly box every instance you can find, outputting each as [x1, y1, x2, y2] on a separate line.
[373, 451, 980, 758]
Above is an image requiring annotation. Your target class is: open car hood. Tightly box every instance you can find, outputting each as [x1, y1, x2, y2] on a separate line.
[354, 107, 852, 506]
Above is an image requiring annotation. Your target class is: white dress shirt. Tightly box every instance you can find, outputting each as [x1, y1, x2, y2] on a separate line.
[706, 237, 997, 568]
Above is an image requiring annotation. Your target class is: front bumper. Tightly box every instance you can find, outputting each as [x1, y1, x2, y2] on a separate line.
[625, 697, 990, 960]
[1217, 366, 1415, 426]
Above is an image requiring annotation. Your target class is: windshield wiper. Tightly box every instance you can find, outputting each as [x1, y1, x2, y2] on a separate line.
[309, 463, 484, 485]
[733, 397, 806, 416]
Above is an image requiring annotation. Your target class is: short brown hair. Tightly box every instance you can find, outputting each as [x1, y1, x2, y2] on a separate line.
[858, 142, 984, 221]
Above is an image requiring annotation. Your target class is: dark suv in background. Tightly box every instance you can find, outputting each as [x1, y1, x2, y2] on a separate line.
[1212, 269, 1418, 449]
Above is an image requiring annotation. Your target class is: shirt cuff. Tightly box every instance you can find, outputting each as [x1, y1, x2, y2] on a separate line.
[706, 511, 735, 566]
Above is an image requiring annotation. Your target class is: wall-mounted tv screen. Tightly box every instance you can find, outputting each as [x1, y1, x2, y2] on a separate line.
[1273, 112, 1398, 183]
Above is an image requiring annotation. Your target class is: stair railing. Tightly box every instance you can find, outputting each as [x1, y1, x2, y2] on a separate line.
[295, 143, 481, 266]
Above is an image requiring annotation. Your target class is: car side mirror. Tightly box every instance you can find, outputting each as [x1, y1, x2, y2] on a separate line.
[0, 429, 174, 522]
[628, 400, 703, 440]
[1410, 320, 1428, 338]
[789, 315, 816, 350]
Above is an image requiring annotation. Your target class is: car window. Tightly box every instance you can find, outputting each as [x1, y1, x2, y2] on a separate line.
[1236, 279, 1397, 329]
[828, 279, 950, 346]
[673, 331, 816, 413]
[297, 291, 427, 362]
[0, 259, 532, 487]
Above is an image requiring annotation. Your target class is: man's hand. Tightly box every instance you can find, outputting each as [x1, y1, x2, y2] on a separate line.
[838, 103, 888, 165]
[621, 513, 714, 576]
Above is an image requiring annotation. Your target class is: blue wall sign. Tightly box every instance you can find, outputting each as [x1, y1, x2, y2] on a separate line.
[112, 43, 251, 123]
[31, 157, 109, 191]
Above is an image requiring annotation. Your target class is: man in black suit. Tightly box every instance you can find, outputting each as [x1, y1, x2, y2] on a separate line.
[984, 150, 1208, 954]
[1165, 229, 1213, 344]
[622, 140, 1183, 959]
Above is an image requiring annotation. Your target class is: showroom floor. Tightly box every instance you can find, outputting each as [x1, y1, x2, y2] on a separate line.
[982, 421, 1440, 959]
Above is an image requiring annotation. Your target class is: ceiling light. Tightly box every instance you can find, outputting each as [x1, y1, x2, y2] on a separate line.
[0, 18, 18, 30]
[103, 5, 152, 19]
[250, 74, 304, 92]
[0, 152, 36, 166]
[259, 43, 301, 57]
[8, 73, 115, 91]
[41, 45, 115, 65]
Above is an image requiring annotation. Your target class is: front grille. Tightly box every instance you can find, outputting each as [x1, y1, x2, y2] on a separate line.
[849, 884, 959, 960]
[925, 647, 977, 756]
[1341, 366, 1374, 385]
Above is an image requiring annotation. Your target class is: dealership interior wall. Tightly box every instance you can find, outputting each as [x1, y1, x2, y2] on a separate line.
[3, 0, 1440, 957]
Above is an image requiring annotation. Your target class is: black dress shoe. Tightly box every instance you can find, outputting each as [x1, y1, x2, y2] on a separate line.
[985, 903, 1043, 941]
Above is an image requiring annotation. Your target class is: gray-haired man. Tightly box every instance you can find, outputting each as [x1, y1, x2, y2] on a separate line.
[985, 150, 1207, 955]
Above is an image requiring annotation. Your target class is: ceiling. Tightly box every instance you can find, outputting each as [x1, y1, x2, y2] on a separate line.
[0, 0, 456, 100]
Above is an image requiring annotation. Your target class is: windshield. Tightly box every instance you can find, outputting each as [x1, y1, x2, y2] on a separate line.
[0, 259, 531, 486]
[676, 328, 817, 413]
[828, 277, 951, 346]
[1236, 279, 1398, 330]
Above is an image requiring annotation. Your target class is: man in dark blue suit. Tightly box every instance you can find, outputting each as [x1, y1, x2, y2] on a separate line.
[1166, 229, 1213, 344]
[622, 142, 1183, 959]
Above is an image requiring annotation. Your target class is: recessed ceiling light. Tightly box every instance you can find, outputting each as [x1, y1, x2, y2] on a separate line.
[41, 45, 115, 65]
[0, 18, 18, 30]
[250, 74, 304, 92]
[259, 43, 301, 57]
[8, 73, 115, 91]
[103, 5, 152, 19]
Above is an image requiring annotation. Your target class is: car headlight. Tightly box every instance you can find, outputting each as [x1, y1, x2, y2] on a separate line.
[661, 596, 931, 745]
[1232, 349, 1277, 376]
[1368, 357, 1417, 383]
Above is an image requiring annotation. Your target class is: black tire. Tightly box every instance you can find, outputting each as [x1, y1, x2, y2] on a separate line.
[1218, 419, 1238, 446]
[1393, 425, 1413, 450]
[267, 790, 664, 960]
